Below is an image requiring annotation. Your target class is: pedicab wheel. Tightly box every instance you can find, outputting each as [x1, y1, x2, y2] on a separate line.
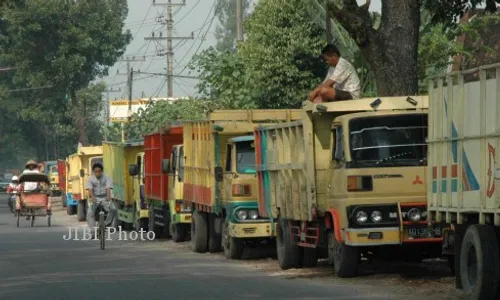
[47, 214, 51, 227]
[16, 214, 20, 227]
[31, 215, 35, 227]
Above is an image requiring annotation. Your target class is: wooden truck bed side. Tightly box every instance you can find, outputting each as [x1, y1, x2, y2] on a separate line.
[183, 109, 303, 211]
[103, 142, 126, 203]
[428, 63, 500, 224]
[255, 120, 316, 221]
[67, 154, 82, 196]
[144, 126, 183, 201]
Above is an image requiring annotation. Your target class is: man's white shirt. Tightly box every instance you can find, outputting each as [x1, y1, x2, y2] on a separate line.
[323, 57, 361, 99]
[22, 169, 40, 191]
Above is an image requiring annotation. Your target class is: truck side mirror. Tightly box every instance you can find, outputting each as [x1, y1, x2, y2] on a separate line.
[162, 159, 170, 173]
[79, 169, 85, 178]
[214, 166, 223, 182]
[128, 164, 139, 176]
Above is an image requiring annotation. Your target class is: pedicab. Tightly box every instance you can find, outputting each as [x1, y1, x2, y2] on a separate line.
[16, 173, 52, 227]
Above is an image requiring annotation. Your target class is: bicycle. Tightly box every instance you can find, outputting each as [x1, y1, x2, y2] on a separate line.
[94, 202, 108, 250]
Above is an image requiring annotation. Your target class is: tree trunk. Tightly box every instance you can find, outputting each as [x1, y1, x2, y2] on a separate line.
[328, 0, 421, 96]
[71, 89, 88, 146]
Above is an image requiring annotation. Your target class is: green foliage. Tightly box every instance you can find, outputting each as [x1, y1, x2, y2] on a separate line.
[2, 0, 131, 145]
[0, 0, 131, 166]
[423, 0, 500, 29]
[104, 98, 219, 142]
[214, 0, 250, 51]
[191, 0, 327, 109]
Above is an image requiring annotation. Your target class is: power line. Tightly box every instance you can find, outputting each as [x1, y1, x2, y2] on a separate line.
[145, 0, 194, 97]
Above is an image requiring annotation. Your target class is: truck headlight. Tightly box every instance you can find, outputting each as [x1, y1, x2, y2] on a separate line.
[356, 211, 368, 224]
[408, 208, 421, 222]
[249, 210, 258, 220]
[236, 210, 248, 220]
[371, 210, 382, 223]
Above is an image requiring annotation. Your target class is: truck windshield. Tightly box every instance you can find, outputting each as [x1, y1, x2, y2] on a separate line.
[236, 141, 256, 174]
[348, 114, 427, 168]
[50, 166, 58, 174]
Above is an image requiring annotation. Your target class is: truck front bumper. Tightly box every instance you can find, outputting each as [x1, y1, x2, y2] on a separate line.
[172, 213, 192, 224]
[228, 221, 276, 238]
[344, 225, 443, 246]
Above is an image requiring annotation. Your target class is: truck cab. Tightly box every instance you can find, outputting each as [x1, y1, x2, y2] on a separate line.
[312, 98, 442, 276]
[129, 152, 149, 230]
[220, 135, 274, 259]
[165, 144, 191, 242]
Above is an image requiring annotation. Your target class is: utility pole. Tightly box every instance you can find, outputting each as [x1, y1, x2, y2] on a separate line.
[115, 56, 145, 142]
[101, 88, 120, 142]
[145, 0, 194, 97]
[236, 0, 243, 42]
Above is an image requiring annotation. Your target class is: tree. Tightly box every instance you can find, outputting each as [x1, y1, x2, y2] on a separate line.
[423, 0, 500, 29]
[214, 0, 251, 51]
[326, 0, 420, 96]
[239, 0, 327, 108]
[3, 0, 131, 145]
[191, 0, 327, 109]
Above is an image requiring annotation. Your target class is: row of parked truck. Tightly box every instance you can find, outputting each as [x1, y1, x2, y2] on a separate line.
[54, 64, 500, 299]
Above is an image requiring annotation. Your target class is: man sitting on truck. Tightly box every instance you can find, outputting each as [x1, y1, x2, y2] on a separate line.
[86, 163, 116, 235]
[308, 44, 361, 103]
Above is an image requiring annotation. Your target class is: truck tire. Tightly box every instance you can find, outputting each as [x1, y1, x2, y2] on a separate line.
[191, 210, 208, 253]
[171, 223, 188, 242]
[223, 219, 244, 259]
[62, 194, 67, 208]
[147, 204, 161, 239]
[208, 214, 223, 253]
[77, 201, 86, 221]
[276, 217, 300, 269]
[460, 224, 500, 299]
[301, 247, 318, 268]
[329, 230, 359, 277]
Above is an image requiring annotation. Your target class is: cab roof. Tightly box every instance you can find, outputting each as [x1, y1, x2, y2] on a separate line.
[229, 135, 254, 143]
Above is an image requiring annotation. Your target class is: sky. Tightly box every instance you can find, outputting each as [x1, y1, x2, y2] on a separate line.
[102, 0, 382, 101]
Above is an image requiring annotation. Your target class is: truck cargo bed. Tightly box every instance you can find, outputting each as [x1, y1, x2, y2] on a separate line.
[428, 63, 500, 224]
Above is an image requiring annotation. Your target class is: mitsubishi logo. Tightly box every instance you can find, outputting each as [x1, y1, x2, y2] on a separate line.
[413, 175, 423, 185]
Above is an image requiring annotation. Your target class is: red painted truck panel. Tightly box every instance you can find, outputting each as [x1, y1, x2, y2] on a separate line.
[57, 159, 66, 192]
[144, 126, 183, 201]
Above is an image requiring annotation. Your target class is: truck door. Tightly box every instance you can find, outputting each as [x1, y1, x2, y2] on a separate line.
[223, 143, 234, 200]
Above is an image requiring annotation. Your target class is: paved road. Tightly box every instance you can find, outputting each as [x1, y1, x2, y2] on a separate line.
[0, 193, 399, 300]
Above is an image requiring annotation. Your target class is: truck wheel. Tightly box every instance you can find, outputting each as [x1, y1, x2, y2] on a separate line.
[191, 210, 208, 253]
[276, 217, 300, 269]
[301, 247, 318, 268]
[62, 194, 67, 208]
[460, 224, 500, 299]
[147, 204, 161, 239]
[329, 231, 359, 277]
[77, 201, 86, 221]
[171, 223, 187, 242]
[223, 219, 244, 259]
[66, 204, 74, 215]
[208, 214, 223, 253]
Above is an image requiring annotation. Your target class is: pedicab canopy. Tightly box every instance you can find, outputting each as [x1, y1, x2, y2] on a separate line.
[19, 173, 50, 184]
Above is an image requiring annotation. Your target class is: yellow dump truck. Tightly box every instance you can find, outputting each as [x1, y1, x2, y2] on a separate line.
[183, 109, 302, 258]
[255, 97, 443, 276]
[103, 141, 147, 230]
[427, 63, 500, 299]
[65, 146, 103, 221]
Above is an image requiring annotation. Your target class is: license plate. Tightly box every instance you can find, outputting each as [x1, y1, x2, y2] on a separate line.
[184, 215, 191, 221]
[408, 226, 442, 238]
